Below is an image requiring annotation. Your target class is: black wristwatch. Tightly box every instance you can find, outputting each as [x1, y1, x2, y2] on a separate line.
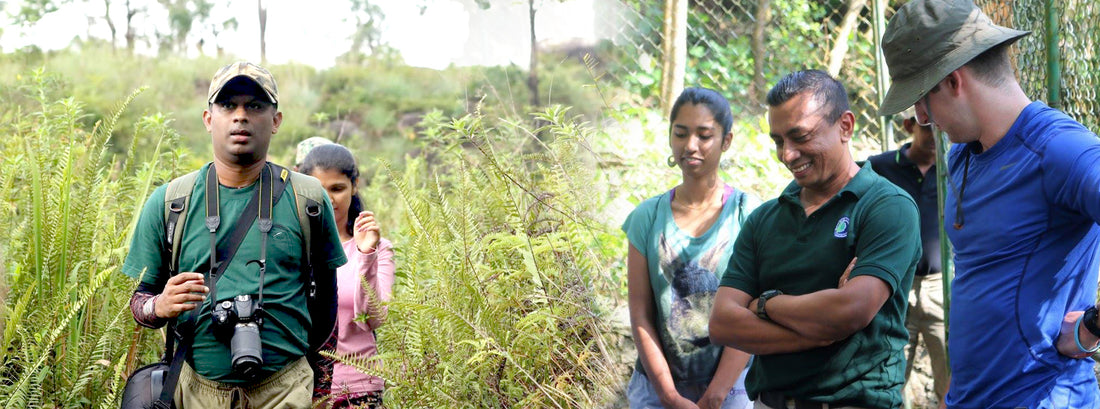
[757, 289, 783, 321]
[1084, 306, 1100, 338]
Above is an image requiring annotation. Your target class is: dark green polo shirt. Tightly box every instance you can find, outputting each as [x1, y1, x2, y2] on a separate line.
[719, 163, 920, 409]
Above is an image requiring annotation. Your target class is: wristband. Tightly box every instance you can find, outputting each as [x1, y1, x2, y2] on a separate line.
[1074, 313, 1100, 354]
[143, 294, 159, 318]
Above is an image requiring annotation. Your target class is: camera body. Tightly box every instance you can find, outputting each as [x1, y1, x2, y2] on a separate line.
[212, 294, 264, 378]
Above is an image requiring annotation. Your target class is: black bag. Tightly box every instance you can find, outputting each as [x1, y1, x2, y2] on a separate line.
[120, 320, 189, 409]
[120, 362, 169, 409]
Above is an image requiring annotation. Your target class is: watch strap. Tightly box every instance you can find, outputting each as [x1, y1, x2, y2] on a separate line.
[757, 290, 782, 321]
[756, 295, 768, 320]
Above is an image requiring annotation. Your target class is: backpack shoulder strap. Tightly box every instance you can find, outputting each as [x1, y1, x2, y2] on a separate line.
[288, 170, 326, 264]
[163, 169, 202, 275]
[155, 166, 203, 409]
[287, 170, 337, 353]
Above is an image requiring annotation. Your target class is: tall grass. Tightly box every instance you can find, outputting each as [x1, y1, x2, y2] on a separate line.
[329, 106, 625, 408]
[0, 69, 186, 408]
[0, 58, 635, 406]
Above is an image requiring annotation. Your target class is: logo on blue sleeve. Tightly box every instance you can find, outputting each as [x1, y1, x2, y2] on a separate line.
[834, 216, 850, 238]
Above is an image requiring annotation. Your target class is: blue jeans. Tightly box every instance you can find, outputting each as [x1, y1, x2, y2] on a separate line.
[627, 369, 752, 409]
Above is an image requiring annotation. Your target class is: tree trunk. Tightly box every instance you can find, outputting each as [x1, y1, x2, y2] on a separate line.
[258, 0, 267, 64]
[827, 0, 868, 77]
[527, 0, 539, 107]
[750, 0, 771, 109]
[103, 0, 117, 49]
[659, 0, 687, 115]
[125, 0, 136, 54]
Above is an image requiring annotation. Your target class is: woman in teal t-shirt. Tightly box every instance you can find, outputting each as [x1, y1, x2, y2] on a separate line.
[623, 87, 756, 409]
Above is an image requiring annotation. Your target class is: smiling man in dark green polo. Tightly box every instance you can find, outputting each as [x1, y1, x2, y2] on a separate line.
[709, 70, 921, 409]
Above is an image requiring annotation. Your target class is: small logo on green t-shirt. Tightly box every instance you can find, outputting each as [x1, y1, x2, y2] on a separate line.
[834, 216, 850, 238]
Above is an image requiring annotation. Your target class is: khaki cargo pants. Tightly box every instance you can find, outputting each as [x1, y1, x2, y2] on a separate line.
[903, 272, 949, 402]
[174, 357, 313, 409]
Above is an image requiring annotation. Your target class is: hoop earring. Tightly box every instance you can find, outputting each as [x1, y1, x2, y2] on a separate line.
[667, 155, 677, 168]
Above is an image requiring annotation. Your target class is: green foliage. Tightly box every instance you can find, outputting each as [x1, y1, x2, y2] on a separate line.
[330, 106, 623, 408]
[0, 45, 606, 173]
[612, 0, 832, 113]
[345, 0, 386, 60]
[12, 0, 67, 26]
[0, 70, 185, 408]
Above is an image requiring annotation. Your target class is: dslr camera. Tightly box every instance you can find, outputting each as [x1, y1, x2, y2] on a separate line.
[212, 294, 263, 378]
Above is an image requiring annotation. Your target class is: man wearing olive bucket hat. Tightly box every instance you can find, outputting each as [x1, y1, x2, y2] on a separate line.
[881, 0, 1100, 408]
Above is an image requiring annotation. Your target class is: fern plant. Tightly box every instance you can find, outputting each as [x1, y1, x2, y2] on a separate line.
[0, 69, 186, 408]
[328, 106, 624, 408]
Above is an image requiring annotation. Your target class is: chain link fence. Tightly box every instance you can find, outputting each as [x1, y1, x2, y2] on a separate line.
[605, 0, 1100, 150]
[606, 0, 894, 148]
[975, 0, 1100, 135]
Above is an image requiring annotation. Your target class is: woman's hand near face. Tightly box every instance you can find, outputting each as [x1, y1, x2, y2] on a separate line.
[353, 210, 381, 253]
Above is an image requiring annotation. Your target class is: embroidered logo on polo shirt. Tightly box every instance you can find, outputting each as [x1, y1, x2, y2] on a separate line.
[834, 216, 850, 238]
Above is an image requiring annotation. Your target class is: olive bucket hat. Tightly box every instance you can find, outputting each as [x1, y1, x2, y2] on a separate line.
[878, 0, 1030, 116]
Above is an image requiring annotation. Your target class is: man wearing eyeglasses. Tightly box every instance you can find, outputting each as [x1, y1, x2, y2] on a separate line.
[880, 0, 1100, 408]
[867, 111, 948, 406]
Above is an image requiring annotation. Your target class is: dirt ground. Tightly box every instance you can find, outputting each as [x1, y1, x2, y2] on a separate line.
[903, 342, 940, 409]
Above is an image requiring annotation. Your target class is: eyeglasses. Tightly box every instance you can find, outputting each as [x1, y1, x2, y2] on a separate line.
[914, 83, 942, 127]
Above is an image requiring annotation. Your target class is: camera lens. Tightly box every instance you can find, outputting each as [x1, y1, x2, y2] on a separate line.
[231, 322, 263, 378]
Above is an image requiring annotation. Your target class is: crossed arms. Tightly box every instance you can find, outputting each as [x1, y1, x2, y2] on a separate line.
[708, 267, 892, 355]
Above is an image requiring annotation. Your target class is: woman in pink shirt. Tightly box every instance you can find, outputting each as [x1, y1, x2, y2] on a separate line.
[301, 144, 395, 408]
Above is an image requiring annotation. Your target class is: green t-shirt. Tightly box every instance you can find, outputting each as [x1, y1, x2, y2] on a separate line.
[122, 163, 347, 384]
[622, 187, 758, 384]
[719, 164, 920, 409]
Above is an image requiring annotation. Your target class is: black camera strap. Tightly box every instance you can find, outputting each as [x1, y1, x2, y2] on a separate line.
[255, 163, 274, 316]
[205, 163, 283, 308]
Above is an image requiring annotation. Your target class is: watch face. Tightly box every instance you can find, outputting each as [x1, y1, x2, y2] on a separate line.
[1086, 307, 1100, 328]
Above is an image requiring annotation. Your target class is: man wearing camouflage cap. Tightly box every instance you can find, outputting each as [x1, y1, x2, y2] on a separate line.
[881, 0, 1100, 407]
[122, 62, 347, 408]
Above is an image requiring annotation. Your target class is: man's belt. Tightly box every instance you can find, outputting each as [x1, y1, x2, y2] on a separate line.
[759, 391, 834, 409]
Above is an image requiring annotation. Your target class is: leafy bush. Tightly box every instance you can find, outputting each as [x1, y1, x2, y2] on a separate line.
[0, 45, 609, 174]
[332, 107, 624, 408]
[0, 71, 185, 408]
[0, 65, 634, 407]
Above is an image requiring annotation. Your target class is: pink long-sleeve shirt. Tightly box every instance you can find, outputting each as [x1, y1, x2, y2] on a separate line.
[333, 237, 395, 395]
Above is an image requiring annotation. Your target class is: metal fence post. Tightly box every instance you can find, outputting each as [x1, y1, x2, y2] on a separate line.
[872, 0, 893, 152]
[935, 128, 954, 371]
[1045, 0, 1062, 109]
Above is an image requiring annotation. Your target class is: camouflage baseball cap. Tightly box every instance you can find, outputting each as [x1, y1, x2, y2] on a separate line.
[295, 136, 334, 165]
[878, 0, 1029, 116]
[207, 61, 279, 105]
